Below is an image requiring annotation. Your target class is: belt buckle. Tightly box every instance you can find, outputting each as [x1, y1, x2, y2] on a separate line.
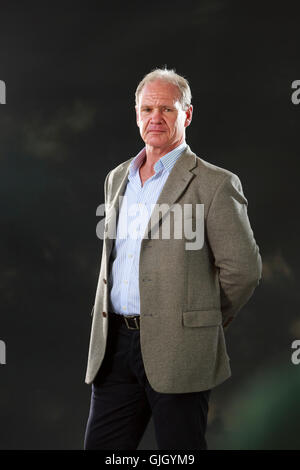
[124, 315, 139, 330]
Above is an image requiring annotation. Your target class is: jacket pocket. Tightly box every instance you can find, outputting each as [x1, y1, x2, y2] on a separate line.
[182, 309, 222, 327]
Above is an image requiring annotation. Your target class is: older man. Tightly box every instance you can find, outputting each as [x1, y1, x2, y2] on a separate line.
[84, 68, 262, 450]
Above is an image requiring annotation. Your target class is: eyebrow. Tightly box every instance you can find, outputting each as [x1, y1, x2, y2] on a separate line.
[140, 104, 175, 108]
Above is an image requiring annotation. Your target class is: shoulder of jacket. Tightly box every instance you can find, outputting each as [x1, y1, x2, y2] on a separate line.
[194, 154, 238, 181]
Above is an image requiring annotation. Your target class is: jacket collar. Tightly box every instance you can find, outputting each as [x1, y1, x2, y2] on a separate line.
[105, 145, 197, 246]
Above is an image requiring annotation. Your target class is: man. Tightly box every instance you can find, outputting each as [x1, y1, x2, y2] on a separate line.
[84, 68, 262, 450]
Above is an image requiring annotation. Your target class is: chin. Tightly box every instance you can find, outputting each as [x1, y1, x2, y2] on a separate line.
[146, 137, 167, 147]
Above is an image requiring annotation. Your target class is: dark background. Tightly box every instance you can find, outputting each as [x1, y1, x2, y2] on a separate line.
[0, 0, 299, 450]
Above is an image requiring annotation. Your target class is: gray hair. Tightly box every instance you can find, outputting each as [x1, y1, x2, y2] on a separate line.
[135, 67, 192, 111]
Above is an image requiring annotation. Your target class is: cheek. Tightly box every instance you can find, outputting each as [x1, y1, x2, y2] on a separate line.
[140, 118, 148, 132]
[141, 123, 148, 136]
[174, 116, 185, 132]
[170, 118, 181, 133]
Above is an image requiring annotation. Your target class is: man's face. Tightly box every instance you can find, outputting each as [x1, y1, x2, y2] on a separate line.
[135, 80, 193, 151]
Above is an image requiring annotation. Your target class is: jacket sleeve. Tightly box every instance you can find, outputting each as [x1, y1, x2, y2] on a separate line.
[91, 169, 112, 317]
[206, 173, 262, 329]
[104, 170, 112, 207]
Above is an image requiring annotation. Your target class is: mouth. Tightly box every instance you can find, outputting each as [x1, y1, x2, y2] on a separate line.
[147, 129, 165, 134]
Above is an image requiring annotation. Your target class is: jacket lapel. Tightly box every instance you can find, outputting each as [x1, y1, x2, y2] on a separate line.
[104, 145, 197, 256]
[144, 146, 197, 238]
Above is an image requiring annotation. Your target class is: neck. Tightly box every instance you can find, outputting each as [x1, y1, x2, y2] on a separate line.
[143, 139, 185, 171]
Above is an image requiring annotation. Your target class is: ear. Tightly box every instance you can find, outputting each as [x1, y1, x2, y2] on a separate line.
[184, 104, 193, 128]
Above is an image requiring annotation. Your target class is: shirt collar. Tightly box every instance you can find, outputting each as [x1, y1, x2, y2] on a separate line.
[129, 141, 187, 178]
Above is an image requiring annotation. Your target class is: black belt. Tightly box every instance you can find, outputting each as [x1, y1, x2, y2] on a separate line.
[109, 312, 140, 330]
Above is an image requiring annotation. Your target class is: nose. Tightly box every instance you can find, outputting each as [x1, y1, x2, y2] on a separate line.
[150, 108, 162, 123]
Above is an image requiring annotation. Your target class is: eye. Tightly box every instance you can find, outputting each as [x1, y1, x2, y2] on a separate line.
[164, 107, 172, 112]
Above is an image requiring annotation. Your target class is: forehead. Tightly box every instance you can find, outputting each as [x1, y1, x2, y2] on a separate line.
[139, 80, 180, 104]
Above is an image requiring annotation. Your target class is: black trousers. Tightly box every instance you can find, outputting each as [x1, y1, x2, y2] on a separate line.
[84, 313, 211, 450]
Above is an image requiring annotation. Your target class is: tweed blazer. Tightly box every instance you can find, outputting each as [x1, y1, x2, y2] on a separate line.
[85, 146, 262, 393]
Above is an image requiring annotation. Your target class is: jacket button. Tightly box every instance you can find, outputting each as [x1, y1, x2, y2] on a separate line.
[103, 279, 107, 284]
[102, 312, 107, 317]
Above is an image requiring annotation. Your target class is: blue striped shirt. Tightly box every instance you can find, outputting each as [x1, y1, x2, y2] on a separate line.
[108, 142, 187, 316]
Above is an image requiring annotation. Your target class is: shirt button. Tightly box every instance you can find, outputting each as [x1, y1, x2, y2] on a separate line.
[103, 279, 107, 284]
[102, 312, 107, 317]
